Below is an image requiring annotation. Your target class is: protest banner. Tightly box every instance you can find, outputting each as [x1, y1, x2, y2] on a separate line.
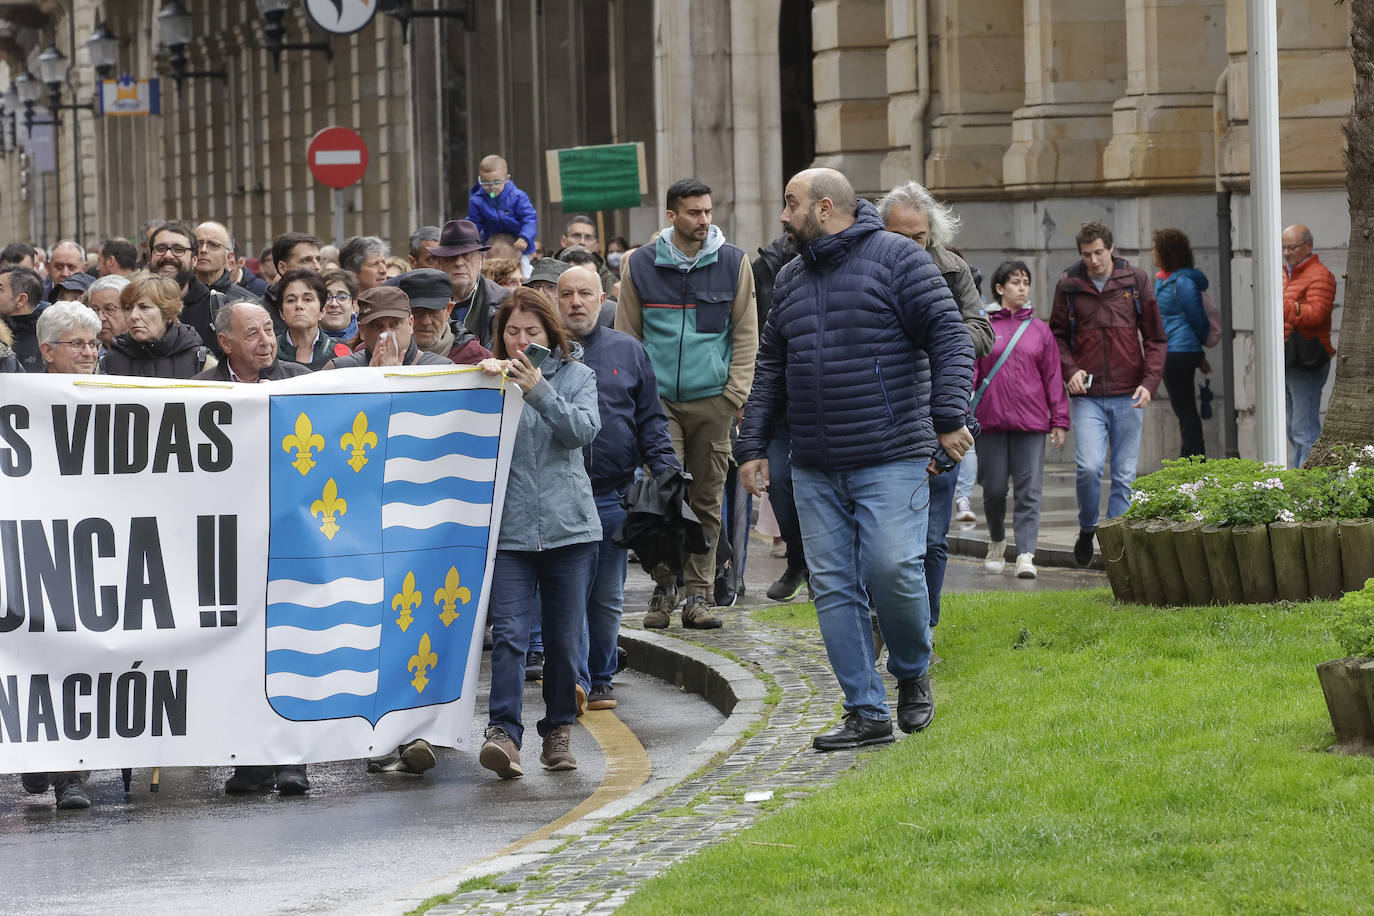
[0, 367, 520, 773]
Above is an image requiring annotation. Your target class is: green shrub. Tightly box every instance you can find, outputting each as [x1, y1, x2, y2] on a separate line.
[1331, 578, 1374, 658]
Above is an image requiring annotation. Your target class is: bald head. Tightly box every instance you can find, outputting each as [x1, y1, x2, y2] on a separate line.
[1281, 224, 1315, 268]
[781, 168, 859, 244]
[556, 265, 605, 339]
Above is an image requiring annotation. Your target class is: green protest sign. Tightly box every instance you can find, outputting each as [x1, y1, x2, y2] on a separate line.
[545, 142, 647, 211]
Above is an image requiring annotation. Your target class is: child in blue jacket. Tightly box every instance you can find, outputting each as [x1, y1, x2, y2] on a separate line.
[468, 154, 538, 254]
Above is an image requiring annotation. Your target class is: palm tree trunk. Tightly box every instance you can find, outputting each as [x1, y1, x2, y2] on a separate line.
[1308, 0, 1374, 466]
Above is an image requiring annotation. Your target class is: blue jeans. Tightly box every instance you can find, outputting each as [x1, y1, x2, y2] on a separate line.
[487, 542, 597, 746]
[924, 465, 957, 628]
[955, 443, 977, 503]
[766, 424, 805, 570]
[793, 459, 932, 721]
[577, 488, 629, 693]
[1070, 395, 1144, 531]
[1286, 361, 1330, 468]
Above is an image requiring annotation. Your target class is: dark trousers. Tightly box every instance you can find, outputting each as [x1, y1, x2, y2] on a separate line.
[1163, 351, 1206, 457]
[766, 424, 806, 572]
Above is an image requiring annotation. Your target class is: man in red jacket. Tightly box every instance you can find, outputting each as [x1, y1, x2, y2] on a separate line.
[1049, 221, 1167, 566]
[1281, 224, 1336, 467]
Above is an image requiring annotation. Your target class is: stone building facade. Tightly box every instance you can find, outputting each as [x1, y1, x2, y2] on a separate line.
[0, 0, 1354, 466]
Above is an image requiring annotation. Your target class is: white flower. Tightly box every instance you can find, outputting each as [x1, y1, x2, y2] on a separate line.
[1277, 509, 1295, 522]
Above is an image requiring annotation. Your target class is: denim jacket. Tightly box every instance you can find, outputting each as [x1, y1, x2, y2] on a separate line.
[497, 352, 602, 551]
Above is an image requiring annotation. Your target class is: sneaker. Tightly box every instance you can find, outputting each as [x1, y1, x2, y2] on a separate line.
[812, 712, 894, 751]
[525, 650, 545, 681]
[896, 674, 934, 734]
[766, 565, 808, 602]
[644, 585, 677, 629]
[366, 748, 403, 772]
[540, 724, 577, 770]
[955, 497, 976, 522]
[52, 774, 91, 810]
[681, 595, 723, 629]
[399, 739, 437, 774]
[575, 683, 587, 718]
[588, 684, 618, 710]
[713, 574, 737, 609]
[275, 765, 310, 796]
[985, 540, 1006, 574]
[479, 727, 524, 779]
[1074, 529, 1095, 567]
[1015, 553, 1038, 579]
[224, 765, 277, 794]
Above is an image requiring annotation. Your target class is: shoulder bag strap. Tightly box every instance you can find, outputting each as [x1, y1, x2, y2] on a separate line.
[970, 318, 1033, 411]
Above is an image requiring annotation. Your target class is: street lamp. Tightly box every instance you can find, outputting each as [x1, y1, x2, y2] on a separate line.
[379, 0, 478, 45]
[256, 0, 333, 72]
[158, 1, 227, 88]
[85, 22, 120, 79]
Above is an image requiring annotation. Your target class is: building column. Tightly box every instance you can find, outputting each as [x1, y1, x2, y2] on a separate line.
[810, 0, 888, 198]
[1002, 0, 1126, 194]
[923, 0, 1025, 196]
[1102, 0, 1226, 191]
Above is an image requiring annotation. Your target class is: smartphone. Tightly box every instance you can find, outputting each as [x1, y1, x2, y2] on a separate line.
[1083, 373, 1094, 390]
[524, 342, 551, 368]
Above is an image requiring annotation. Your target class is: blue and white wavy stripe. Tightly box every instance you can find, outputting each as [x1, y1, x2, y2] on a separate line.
[265, 574, 383, 704]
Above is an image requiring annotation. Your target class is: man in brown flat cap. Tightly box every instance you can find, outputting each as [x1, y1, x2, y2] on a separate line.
[323, 286, 454, 369]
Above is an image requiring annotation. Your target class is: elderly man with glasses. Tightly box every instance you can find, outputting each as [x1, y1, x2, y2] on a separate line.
[428, 219, 511, 348]
[37, 301, 103, 375]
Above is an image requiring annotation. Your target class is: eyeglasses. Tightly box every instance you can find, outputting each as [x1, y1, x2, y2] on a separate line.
[55, 339, 100, 351]
[479, 178, 507, 189]
[325, 291, 353, 302]
[196, 239, 226, 253]
[152, 243, 193, 257]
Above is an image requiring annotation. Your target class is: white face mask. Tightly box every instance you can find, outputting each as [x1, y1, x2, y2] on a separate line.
[607, 251, 623, 269]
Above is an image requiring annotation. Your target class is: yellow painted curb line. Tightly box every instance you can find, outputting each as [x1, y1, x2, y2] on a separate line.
[484, 708, 651, 859]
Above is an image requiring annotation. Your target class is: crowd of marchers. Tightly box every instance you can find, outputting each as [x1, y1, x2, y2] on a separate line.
[0, 153, 1337, 811]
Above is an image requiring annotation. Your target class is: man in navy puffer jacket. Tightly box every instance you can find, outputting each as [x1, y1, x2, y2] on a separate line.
[737, 169, 975, 750]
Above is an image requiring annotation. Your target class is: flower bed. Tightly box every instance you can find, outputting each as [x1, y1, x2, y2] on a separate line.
[1095, 449, 1374, 606]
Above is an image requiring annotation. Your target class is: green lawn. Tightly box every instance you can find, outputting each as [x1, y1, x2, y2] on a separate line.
[620, 589, 1372, 915]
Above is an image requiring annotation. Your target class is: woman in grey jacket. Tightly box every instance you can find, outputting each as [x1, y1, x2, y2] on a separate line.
[477, 288, 601, 779]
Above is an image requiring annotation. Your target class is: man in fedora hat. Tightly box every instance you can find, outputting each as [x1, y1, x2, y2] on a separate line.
[323, 286, 454, 369]
[428, 218, 511, 349]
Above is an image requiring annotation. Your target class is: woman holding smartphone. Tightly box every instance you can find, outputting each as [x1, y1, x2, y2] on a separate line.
[477, 288, 601, 779]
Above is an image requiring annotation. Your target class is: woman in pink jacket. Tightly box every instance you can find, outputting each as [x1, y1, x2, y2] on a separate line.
[974, 261, 1070, 579]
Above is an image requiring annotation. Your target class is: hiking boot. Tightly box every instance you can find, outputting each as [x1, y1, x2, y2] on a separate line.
[479, 727, 524, 779]
[20, 772, 50, 794]
[1074, 529, 1095, 567]
[896, 673, 934, 734]
[644, 586, 677, 629]
[1015, 553, 1038, 579]
[540, 724, 577, 770]
[575, 683, 587, 718]
[587, 684, 618, 710]
[681, 595, 723, 629]
[224, 765, 277, 794]
[400, 739, 437, 774]
[955, 497, 976, 522]
[812, 712, 894, 751]
[525, 650, 545, 681]
[52, 773, 91, 810]
[275, 765, 310, 796]
[766, 565, 808, 602]
[985, 540, 1006, 574]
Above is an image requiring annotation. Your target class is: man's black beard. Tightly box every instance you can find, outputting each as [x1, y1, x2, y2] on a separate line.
[158, 259, 195, 289]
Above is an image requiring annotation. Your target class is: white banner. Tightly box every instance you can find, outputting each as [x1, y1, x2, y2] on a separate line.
[0, 367, 521, 773]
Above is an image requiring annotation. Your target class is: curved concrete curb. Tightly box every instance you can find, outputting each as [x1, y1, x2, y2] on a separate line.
[949, 531, 1106, 571]
[400, 628, 768, 910]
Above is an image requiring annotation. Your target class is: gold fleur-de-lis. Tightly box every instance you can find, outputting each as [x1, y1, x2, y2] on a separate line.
[434, 566, 472, 627]
[408, 633, 438, 693]
[340, 411, 378, 472]
[282, 413, 326, 475]
[309, 478, 347, 540]
[391, 571, 422, 632]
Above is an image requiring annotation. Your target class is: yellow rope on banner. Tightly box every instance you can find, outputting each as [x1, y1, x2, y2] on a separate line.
[381, 366, 487, 378]
[72, 380, 234, 390]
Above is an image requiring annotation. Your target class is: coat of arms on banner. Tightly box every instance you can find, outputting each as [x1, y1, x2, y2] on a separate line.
[265, 388, 503, 725]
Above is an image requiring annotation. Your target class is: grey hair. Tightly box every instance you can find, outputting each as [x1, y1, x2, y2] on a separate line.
[339, 236, 390, 273]
[37, 301, 101, 346]
[212, 299, 270, 336]
[409, 226, 440, 258]
[83, 274, 131, 303]
[52, 239, 87, 261]
[875, 181, 961, 248]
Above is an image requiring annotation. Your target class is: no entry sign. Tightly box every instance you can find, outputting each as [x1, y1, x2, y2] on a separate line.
[308, 126, 369, 189]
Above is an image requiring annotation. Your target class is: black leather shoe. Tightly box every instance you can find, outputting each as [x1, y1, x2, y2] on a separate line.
[275, 765, 310, 796]
[224, 765, 277, 794]
[52, 773, 91, 810]
[897, 673, 934, 734]
[812, 712, 894, 751]
[1074, 529, 1095, 567]
[525, 651, 545, 681]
